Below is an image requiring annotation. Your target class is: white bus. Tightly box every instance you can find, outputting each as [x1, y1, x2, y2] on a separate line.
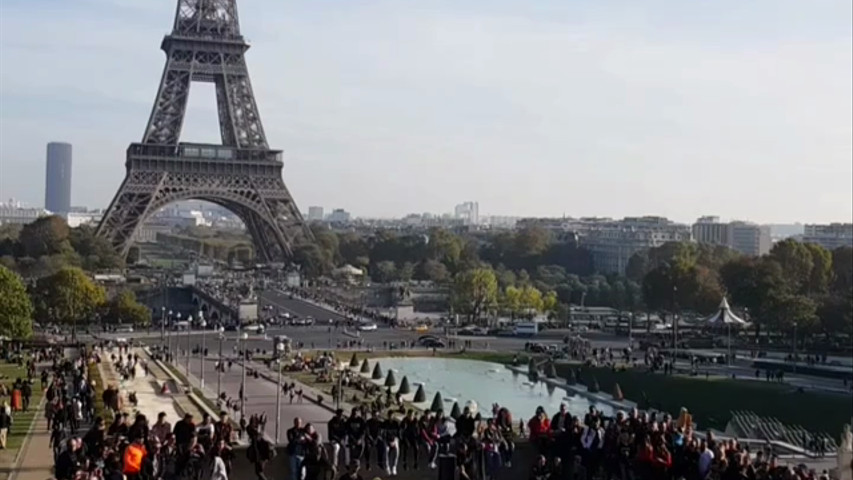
[515, 322, 539, 337]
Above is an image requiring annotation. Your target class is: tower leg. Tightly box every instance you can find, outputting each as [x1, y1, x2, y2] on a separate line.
[97, 171, 166, 257]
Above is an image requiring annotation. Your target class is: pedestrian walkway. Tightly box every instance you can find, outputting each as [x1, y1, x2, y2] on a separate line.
[137, 348, 203, 422]
[13, 350, 89, 480]
[12, 413, 53, 480]
[177, 351, 333, 445]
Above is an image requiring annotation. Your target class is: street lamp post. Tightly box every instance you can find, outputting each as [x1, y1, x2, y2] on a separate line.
[274, 341, 285, 444]
[727, 322, 732, 367]
[217, 327, 225, 402]
[240, 332, 248, 422]
[792, 322, 798, 373]
[172, 312, 181, 364]
[200, 317, 208, 390]
[628, 312, 634, 350]
[160, 307, 166, 341]
[185, 315, 194, 377]
[672, 285, 679, 367]
[336, 367, 344, 410]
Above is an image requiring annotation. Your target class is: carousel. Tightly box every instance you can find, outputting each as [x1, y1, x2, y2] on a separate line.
[700, 297, 750, 365]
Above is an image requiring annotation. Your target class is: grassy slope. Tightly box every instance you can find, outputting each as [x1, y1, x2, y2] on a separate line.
[0, 362, 45, 452]
[553, 363, 852, 435]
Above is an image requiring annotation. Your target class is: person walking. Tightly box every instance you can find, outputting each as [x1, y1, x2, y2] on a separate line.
[287, 417, 309, 480]
[0, 405, 10, 449]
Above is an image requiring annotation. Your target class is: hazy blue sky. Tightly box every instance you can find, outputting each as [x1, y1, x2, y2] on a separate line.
[0, 0, 851, 223]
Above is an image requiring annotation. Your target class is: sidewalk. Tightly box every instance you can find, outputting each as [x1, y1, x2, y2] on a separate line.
[12, 413, 53, 480]
[101, 348, 184, 425]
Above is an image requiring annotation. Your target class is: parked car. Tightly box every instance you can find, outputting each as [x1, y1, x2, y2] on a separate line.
[358, 323, 378, 332]
[419, 337, 446, 348]
[291, 316, 314, 326]
[243, 324, 265, 334]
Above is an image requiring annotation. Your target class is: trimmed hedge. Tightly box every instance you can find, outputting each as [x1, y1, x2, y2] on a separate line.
[87, 361, 108, 420]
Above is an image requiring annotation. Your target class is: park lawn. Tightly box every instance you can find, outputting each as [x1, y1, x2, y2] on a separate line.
[0, 361, 45, 452]
[552, 363, 852, 435]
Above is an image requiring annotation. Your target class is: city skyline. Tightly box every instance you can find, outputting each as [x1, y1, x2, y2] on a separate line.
[1, 0, 851, 224]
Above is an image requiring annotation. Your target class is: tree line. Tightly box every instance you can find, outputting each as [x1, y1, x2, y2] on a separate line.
[627, 240, 851, 336]
[0, 216, 124, 276]
[296, 225, 852, 335]
[0, 263, 152, 339]
[0, 216, 151, 338]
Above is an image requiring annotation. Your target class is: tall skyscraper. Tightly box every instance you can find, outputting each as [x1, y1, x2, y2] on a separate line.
[45, 142, 72, 215]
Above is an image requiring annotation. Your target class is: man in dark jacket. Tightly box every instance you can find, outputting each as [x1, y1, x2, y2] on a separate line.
[21, 381, 32, 411]
[327, 408, 347, 470]
[55, 438, 82, 480]
[173, 413, 196, 448]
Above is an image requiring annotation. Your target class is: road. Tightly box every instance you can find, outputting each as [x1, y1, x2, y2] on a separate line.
[82, 293, 850, 395]
[259, 290, 354, 325]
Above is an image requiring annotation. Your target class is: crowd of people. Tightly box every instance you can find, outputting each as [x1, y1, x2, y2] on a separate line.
[3, 332, 838, 480]
[270, 402, 833, 480]
[45, 344, 244, 480]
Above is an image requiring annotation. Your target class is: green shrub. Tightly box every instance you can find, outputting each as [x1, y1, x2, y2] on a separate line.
[87, 361, 108, 420]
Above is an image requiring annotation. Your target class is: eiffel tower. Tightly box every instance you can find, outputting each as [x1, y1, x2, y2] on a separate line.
[97, 0, 312, 263]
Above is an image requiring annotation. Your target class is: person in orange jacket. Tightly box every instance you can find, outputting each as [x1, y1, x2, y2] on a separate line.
[122, 435, 148, 480]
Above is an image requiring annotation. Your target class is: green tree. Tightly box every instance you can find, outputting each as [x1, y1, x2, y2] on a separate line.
[426, 228, 463, 268]
[542, 291, 559, 315]
[418, 259, 450, 283]
[398, 262, 416, 282]
[817, 291, 853, 336]
[34, 266, 106, 340]
[764, 292, 818, 333]
[19, 215, 72, 258]
[0, 224, 22, 259]
[802, 243, 832, 296]
[830, 247, 853, 294]
[720, 256, 788, 338]
[452, 268, 499, 323]
[0, 255, 16, 271]
[374, 261, 397, 283]
[107, 290, 152, 327]
[500, 286, 522, 318]
[513, 226, 551, 258]
[339, 233, 370, 266]
[69, 225, 124, 271]
[294, 243, 333, 278]
[641, 264, 680, 313]
[0, 265, 33, 338]
[769, 239, 814, 294]
[0, 223, 22, 241]
[494, 265, 517, 289]
[625, 253, 651, 283]
[518, 285, 544, 317]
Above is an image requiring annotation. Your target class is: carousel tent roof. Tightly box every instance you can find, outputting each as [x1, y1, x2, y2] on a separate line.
[702, 297, 749, 326]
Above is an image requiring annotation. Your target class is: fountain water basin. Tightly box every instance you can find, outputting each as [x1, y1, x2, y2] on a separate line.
[374, 357, 617, 419]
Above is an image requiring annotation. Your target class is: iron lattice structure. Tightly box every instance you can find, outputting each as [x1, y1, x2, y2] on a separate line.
[97, 0, 312, 263]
